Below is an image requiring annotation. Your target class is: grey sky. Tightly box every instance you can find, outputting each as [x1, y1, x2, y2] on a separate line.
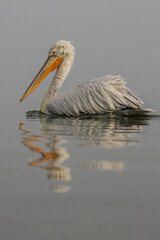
[0, 0, 160, 114]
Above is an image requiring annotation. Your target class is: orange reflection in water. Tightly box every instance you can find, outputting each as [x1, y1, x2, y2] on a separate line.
[19, 123, 59, 168]
[19, 113, 144, 192]
[19, 123, 71, 192]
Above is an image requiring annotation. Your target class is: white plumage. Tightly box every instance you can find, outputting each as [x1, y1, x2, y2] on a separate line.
[47, 75, 143, 116]
[20, 40, 150, 117]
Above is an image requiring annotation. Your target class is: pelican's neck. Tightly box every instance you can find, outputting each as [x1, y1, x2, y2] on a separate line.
[40, 54, 74, 114]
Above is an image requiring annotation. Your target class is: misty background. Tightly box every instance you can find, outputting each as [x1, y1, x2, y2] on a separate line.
[1, 1, 160, 240]
[0, 0, 160, 114]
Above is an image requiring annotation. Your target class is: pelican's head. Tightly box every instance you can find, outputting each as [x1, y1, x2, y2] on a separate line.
[20, 40, 74, 102]
[49, 40, 75, 58]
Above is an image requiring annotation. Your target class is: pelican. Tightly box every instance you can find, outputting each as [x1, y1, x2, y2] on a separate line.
[20, 40, 150, 116]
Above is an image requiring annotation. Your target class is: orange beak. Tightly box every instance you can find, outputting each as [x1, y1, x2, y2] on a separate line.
[20, 56, 63, 102]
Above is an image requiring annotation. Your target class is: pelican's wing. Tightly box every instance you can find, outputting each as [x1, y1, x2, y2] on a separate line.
[47, 75, 143, 116]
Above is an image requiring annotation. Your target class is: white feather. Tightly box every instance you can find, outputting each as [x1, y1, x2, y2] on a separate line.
[47, 75, 143, 116]
[38, 40, 145, 116]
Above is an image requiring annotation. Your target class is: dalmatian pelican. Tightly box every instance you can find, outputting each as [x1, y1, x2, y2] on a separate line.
[20, 40, 150, 116]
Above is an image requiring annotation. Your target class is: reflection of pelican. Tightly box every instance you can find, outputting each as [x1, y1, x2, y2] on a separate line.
[50, 185, 71, 193]
[77, 161, 124, 171]
[20, 115, 150, 191]
[40, 114, 148, 148]
[20, 40, 152, 116]
[19, 114, 152, 192]
[19, 123, 71, 183]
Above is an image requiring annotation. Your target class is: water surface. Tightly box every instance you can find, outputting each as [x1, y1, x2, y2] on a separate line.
[0, 0, 160, 239]
[1, 112, 160, 240]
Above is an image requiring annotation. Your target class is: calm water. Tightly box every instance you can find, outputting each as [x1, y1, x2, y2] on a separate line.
[1, 0, 160, 239]
[0, 112, 160, 240]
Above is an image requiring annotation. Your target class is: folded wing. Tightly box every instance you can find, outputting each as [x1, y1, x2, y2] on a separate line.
[47, 75, 143, 116]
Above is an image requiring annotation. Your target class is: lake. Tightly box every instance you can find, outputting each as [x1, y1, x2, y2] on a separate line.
[0, 0, 160, 239]
[0, 112, 160, 240]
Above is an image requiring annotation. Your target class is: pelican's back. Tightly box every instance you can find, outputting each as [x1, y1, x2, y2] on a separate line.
[47, 75, 143, 116]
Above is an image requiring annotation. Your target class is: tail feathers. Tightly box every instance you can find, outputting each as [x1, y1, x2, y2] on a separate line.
[104, 75, 143, 109]
[141, 109, 155, 113]
[113, 108, 155, 117]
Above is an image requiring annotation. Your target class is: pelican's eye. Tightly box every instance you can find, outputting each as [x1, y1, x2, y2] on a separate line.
[52, 51, 56, 56]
